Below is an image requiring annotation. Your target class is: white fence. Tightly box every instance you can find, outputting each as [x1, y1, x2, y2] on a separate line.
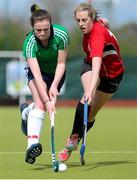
[0, 51, 31, 105]
[0, 51, 66, 105]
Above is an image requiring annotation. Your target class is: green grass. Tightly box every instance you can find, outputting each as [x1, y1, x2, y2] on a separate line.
[0, 106, 137, 179]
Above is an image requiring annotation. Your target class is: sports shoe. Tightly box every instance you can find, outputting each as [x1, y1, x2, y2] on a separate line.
[20, 103, 28, 136]
[58, 134, 80, 162]
[58, 148, 72, 162]
[25, 143, 42, 164]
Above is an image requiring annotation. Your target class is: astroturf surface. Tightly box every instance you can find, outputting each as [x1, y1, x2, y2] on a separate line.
[0, 106, 137, 179]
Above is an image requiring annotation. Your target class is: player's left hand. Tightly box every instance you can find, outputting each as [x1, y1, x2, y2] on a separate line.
[83, 91, 94, 105]
[49, 85, 59, 105]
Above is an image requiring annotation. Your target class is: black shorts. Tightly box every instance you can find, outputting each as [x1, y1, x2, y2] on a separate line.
[25, 66, 66, 92]
[80, 62, 124, 94]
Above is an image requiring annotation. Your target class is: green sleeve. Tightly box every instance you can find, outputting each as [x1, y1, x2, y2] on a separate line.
[58, 29, 69, 50]
[23, 34, 37, 58]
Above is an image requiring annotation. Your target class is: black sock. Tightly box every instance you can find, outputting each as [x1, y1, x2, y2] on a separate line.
[87, 120, 95, 132]
[71, 101, 92, 139]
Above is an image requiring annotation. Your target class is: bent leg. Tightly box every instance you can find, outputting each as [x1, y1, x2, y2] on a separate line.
[28, 80, 46, 110]
[89, 89, 113, 121]
[58, 71, 96, 161]
[25, 80, 47, 164]
[27, 80, 47, 146]
[70, 71, 96, 137]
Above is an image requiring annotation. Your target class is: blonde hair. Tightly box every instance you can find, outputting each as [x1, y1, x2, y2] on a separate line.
[74, 3, 99, 21]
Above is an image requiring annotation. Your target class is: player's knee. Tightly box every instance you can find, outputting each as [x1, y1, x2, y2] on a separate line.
[88, 115, 95, 122]
[29, 109, 45, 119]
[34, 102, 45, 111]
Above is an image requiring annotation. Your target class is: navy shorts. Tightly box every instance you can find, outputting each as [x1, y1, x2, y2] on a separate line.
[80, 61, 124, 94]
[25, 66, 66, 92]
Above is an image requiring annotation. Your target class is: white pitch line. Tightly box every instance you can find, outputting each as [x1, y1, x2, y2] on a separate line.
[0, 151, 137, 154]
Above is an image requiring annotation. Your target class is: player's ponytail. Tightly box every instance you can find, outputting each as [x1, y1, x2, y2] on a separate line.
[30, 4, 40, 14]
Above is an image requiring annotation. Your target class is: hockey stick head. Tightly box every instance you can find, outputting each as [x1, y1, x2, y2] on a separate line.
[80, 144, 85, 165]
[53, 161, 59, 172]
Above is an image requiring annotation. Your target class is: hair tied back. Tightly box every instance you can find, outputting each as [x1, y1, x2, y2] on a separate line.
[31, 4, 40, 13]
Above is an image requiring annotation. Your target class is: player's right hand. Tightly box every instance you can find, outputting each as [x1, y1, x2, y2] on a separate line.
[44, 100, 54, 114]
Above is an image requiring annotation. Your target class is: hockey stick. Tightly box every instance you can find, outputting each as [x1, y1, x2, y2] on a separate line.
[50, 110, 59, 172]
[80, 96, 88, 165]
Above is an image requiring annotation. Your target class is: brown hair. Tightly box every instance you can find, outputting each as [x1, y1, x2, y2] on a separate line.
[30, 4, 51, 26]
[74, 3, 99, 21]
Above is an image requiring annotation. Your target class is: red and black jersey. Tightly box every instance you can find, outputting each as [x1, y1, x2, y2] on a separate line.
[83, 22, 124, 79]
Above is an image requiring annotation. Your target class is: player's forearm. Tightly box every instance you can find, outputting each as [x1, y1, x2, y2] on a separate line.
[28, 58, 50, 102]
[89, 57, 101, 96]
[35, 79, 50, 101]
[52, 62, 66, 87]
[89, 72, 100, 96]
[52, 49, 67, 87]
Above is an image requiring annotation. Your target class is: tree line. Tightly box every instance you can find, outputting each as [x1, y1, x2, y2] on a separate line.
[0, 20, 136, 57]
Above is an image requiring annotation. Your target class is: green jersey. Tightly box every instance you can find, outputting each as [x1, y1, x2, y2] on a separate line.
[23, 24, 69, 74]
